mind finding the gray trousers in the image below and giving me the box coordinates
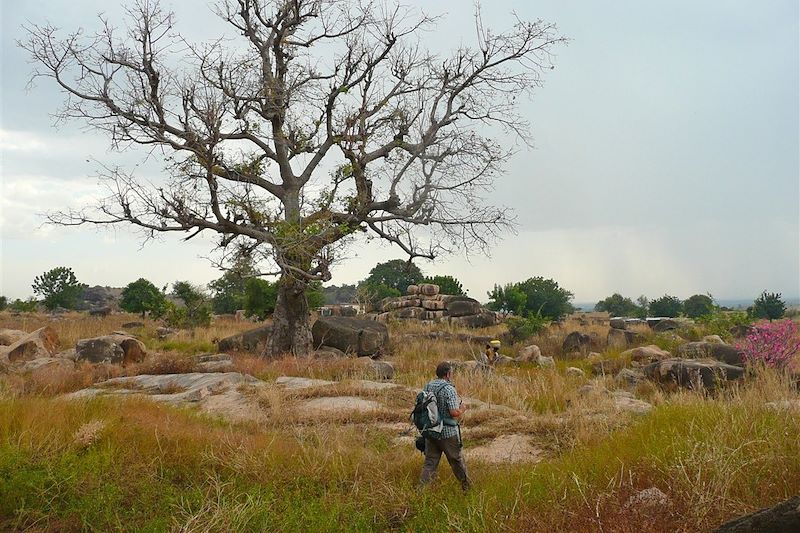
[419,435,471,490]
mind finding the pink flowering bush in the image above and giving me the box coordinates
[735,319,800,369]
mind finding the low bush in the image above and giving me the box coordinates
[506,315,549,341]
[735,319,800,369]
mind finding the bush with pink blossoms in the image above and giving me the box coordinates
[735,319,800,369]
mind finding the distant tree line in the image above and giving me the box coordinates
[594,290,788,320]
[0,265,791,324]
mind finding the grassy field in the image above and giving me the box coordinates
[1,312,799,532]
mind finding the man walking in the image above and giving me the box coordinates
[419,361,471,491]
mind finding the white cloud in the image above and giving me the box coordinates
[0,174,101,239]
[0,129,45,152]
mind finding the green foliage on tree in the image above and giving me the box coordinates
[120,278,167,318]
[9,298,38,313]
[363,259,423,295]
[307,281,326,310]
[488,277,573,320]
[594,293,641,317]
[683,294,715,319]
[166,281,212,328]
[242,278,323,320]
[244,278,279,320]
[486,284,527,315]
[748,291,786,320]
[0,296,7,311]
[649,294,683,318]
[31,267,86,310]
[208,259,258,314]
[422,275,466,296]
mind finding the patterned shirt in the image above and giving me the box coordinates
[423,378,460,439]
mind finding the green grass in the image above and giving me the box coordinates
[2,313,799,531]
[1,394,798,532]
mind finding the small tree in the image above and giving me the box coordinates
[208,259,258,314]
[0,296,7,311]
[244,278,279,320]
[422,275,466,296]
[32,267,85,310]
[10,298,39,313]
[749,291,786,320]
[487,283,527,316]
[168,281,212,328]
[489,277,573,320]
[595,293,640,317]
[683,294,715,319]
[120,278,167,318]
[735,320,800,369]
[649,295,683,318]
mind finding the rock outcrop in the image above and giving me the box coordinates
[373,285,496,328]
[75,335,147,365]
[677,342,745,366]
[312,316,389,356]
[0,327,59,363]
[643,358,745,391]
[712,495,800,532]
[217,324,273,353]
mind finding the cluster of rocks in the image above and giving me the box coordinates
[0,326,147,375]
[371,284,497,328]
[213,316,395,377]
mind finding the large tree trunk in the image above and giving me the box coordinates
[266,275,313,357]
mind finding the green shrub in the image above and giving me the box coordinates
[696,310,752,341]
[506,315,548,341]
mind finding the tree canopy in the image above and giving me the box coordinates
[487,277,573,320]
[649,294,683,318]
[208,258,258,314]
[683,294,714,319]
[422,275,466,296]
[23,0,564,355]
[749,291,786,320]
[594,293,642,317]
[120,278,167,318]
[31,267,85,310]
[361,259,424,295]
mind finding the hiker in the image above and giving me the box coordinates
[485,339,501,365]
[419,361,471,491]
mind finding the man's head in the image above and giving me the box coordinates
[436,361,453,379]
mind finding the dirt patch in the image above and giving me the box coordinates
[302,396,382,413]
[465,434,544,464]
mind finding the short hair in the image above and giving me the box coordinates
[436,361,452,378]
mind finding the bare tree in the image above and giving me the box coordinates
[21,0,565,356]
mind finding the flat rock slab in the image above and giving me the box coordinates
[100,372,260,392]
[465,434,544,464]
[65,372,266,423]
[612,391,653,415]
[351,379,403,391]
[275,376,336,389]
[302,396,382,413]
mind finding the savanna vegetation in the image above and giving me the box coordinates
[1,307,798,532]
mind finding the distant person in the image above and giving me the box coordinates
[485,339,501,364]
[418,361,471,491]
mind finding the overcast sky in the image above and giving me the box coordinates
[1,0,798,305]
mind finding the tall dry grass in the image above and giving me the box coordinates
[1,311,799,531]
